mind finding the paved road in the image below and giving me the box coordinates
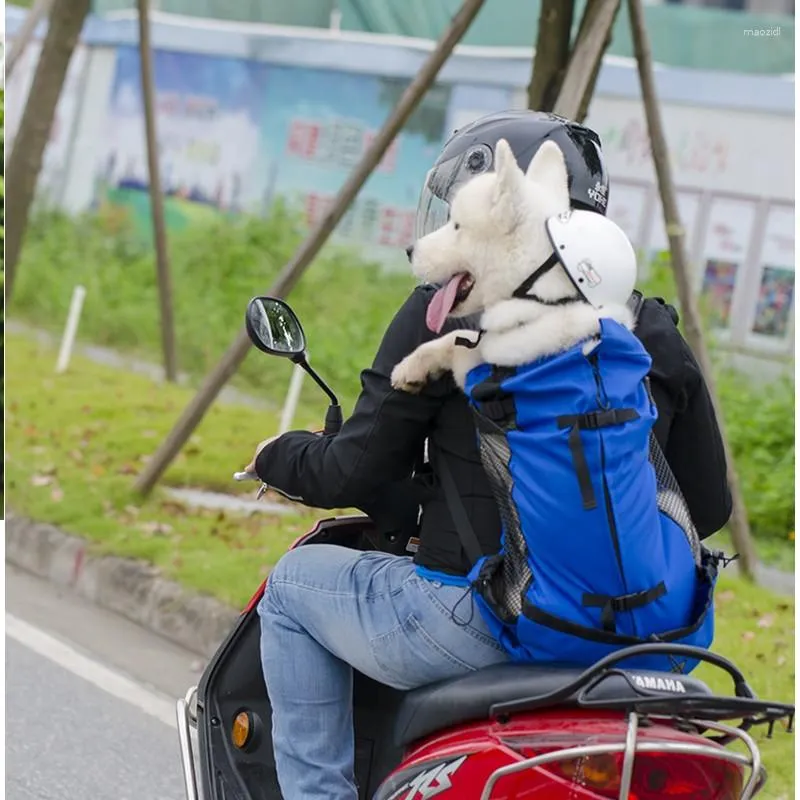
[5,565,203,800]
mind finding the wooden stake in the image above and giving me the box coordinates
[553,0,620,120]
[134,0,488,496]
[137,0,178,382]
[628,0,757,578]
[5,0,55,82]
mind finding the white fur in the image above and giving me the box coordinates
[391,138,634,392]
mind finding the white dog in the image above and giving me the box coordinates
[390,139,633,393]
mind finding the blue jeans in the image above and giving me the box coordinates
[258,544,508,800]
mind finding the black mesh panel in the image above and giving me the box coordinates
[474,415,531,618]
[649,434,701,566]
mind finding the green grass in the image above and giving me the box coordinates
[5,331,794,795]
[4,332,339,607]
[694,575,795,799]
[11,208,415,417]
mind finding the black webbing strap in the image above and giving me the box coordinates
[556,408,640,510]
[471,370,517,426]
[436,453,484,567]
[583,581,668,633]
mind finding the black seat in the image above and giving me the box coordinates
[393,662,713,746]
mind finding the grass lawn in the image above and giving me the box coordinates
[5,332,336,606]
[5,331,795,796]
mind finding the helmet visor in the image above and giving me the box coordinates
[414,144,494,238]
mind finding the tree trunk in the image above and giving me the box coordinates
[627,0,757,579]
[4,0,91,303]
[527,0,574,111]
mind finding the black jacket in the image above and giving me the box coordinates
[255,285,732,577]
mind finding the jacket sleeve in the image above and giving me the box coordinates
[637,298,733,538]
[254,286,448,509]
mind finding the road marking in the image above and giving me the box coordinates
[6,613,178,730]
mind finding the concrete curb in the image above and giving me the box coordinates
[5,510,240,658]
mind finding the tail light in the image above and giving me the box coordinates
[545,751,743,799]
[499,729,744,800]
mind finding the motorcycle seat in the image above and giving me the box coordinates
[393,662,713,746]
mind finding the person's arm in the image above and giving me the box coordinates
[636,298,732,538]
[253,286,449,509]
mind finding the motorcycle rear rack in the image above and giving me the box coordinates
[491,642,795,737]
[480,712,767,800]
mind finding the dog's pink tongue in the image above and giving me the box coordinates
[426,275,465,333]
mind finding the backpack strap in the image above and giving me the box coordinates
[556,408,640,510]
[583,582,667,632]
[436,451,485,567]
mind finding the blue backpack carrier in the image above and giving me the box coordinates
[453,317,720,674]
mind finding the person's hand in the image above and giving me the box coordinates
[243,435,279,475]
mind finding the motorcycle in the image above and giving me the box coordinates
[175,295,794,800]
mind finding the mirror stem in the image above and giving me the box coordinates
[293,355,339,408]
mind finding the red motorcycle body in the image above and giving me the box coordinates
[182,516,788,800]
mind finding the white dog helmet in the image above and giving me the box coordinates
[545,209,638,310]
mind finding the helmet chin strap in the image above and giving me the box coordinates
[512,252,582,306]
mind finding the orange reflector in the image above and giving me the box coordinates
[232,712,252,749]
[553,754,621,790]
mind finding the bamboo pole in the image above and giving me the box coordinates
[137,0,178,382]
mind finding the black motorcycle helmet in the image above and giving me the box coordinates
[415,110,609,238]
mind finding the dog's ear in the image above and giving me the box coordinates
[491,138,527,230]
[525,141,570,211]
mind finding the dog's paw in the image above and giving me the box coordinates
[391,353,430,394]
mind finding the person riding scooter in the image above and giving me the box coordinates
[242,110,732,800]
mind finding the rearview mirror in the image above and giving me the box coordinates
[245,297,307,358]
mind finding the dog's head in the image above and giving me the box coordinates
[411,138,578,333]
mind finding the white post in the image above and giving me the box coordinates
[55,285,87,374]
[279,362,306,435]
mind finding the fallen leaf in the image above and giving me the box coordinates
[757,614,775,629]
[124,505,141,517]
[50,487,65,503]
[741,631,755,642]
[138,521,173,536]
[716,589,736,604]
[118,463,138,475]
[777,656,787,667]
[69,449,85,462]
[23,425,39,438]
[141,429,157,438]
[31,474,54,487]
[91,464,106,477]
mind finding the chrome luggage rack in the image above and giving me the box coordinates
[482,643,794,800]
